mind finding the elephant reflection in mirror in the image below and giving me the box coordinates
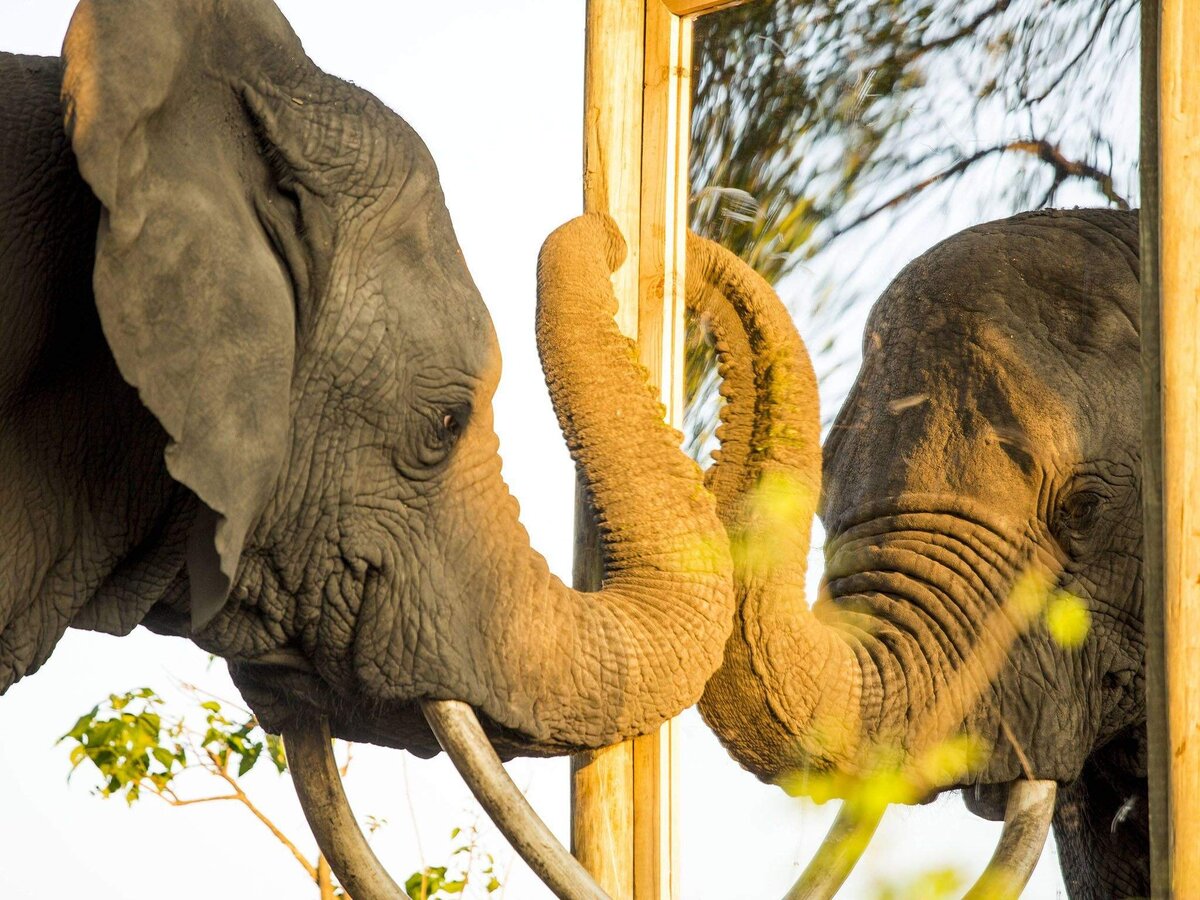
[0,1,795,893]
[692,209,1146,899]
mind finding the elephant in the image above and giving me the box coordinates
[0,1,794,894]
[689,208,1146,899]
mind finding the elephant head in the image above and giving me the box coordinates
[0,0,741,891]
[691,209,1146,898]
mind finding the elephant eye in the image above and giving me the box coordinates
[433,403,469,447]
[1064,492,1102,526]
[1053,489,1104,549]
[413,403,470,468]
[439,403,471,443]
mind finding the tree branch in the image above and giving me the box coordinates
[895,0,1013,66]
[1022,0,1119,104]
[1006,139,1131,208]
[205,749,319,882]
[317,855,338,900]
[155,793,241,808]
[828,137,1130,242]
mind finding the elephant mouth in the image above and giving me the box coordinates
[228,648,605,900]
[228,648,443,754]
[802,500,1069,897]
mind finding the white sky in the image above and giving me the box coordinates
[0,2,1066,897]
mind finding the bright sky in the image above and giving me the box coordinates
[0,2,1067,897]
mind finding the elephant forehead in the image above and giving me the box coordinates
[841,338,1074,502]
[377,279,497,374]
[320,214,499,388]
[864,209,1140,436]
[874,208,1139,354]
[319,289,499,401]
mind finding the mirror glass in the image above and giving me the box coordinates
[681,2,1139,896]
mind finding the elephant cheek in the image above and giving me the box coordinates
[346,543,423,700]
[822,507,1096,781]
[344,502,509,707]
[311,559,372,691]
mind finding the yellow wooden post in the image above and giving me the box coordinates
[572,2,682,896]
[571,1,744,896]
[572,3,645,894]
[1155,0,1200,895]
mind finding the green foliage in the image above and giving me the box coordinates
[60,686,284,805]
[61,687,185,805]
[197,699,288,777]
[404,825,501,900]
[62,685,502,898]
[871,866,965,899]
[1046,591,1092,647]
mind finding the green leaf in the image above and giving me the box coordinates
[237,746,260,777]
[60,708,98,743]
[151,747,179,771]
[405,867,448,900]
[265,733,288,773]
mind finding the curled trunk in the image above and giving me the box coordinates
[687,232,1060,890]
[470,214,735,752]
[687,234,864,777]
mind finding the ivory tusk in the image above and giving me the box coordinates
[963,779,1057,899]
[282,716,404,899]
[421,699,609,900]
[784,800,886,900]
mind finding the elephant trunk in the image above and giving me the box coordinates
[685,235,1065,896]
[473,214,735,751]
[686,234,864,779]
[288,217,739,900]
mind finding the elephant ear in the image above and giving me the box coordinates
[62,0,313,630]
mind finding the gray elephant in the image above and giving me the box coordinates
[0,1,765,894]
[690,209,1145,899]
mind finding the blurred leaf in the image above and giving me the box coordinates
[1046,591,1091,648]
[873,866,966,899]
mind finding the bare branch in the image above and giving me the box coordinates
[206,748,320,881]
[1023,0,1118,104]
[1006,139,1131,208]
[164,795,240,807]
[896,0,1013,66]
[829,137,1131,241]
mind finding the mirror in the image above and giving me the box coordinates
[681,1,1140,896]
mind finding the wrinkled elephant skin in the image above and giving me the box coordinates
[694,209,1147,899]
